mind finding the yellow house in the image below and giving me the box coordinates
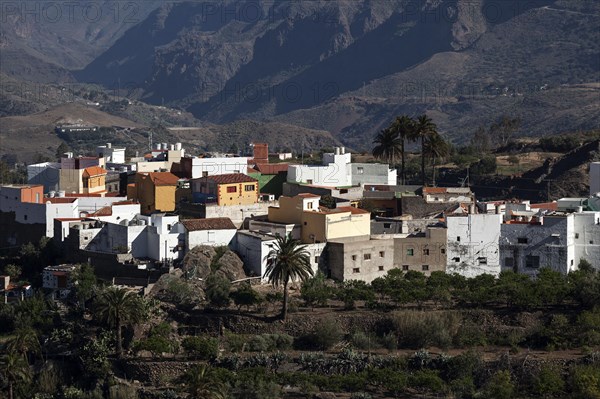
[268,194,370,243]
[193,173,258,206]
[128,172,189,214]
[82,166,107,194]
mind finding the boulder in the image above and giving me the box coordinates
[182,245,246,281]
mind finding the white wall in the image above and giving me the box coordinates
[190,157,249,178]
[446,214,502,277]
[288,152,351,187]
[500,215,575,276]
[235,231,276,279]
[187,229,237,251]
[77,196,128,213]
[591,162,600,196]
[574,212,600,271]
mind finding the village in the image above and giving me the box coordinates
[2,139,600,302]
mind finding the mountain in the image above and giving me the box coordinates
[73,0,600,150]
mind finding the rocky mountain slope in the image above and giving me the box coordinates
[1,0,598,154]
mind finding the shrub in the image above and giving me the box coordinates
[181,336,219,360]
[569,364,600,399]
[350,331,379,350]
[205,274,231,308]
[230,283,263,311]
[532,365,565,397]
[392,311,461,349]
[379,332,398,351]
[485,370,514,399]
[296,318,343,350]
[408,370,445,393]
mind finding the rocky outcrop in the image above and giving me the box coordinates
[182,246,246,281]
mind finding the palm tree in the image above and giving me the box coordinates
[424,132,450,186]
[414,114,438,186]
[265,234,314,321]
[7,327,41,363]
[372,127,402,168]
[1,350,31,399]
[95,287,145,357]
[390,115,418,185]
[184,364,227,399]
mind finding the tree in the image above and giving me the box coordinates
[55,142,70,160]
[71,263,97,310]
[372,127,403,168]
[184,364,228,399]
[387,115,418,185]
[205,274,231,308]
[94,287,145,357]
[414,115,438,186]
[3,264,22,280]
[265,234,314,321]
[1,350,31,399]
[7,327,41,362]
[423,132,450,186]
[301,271,332,309]
[491,116,521,147]
[470,126,492,154]
[485,370,515,399]
[230,283,262,311]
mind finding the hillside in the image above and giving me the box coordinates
[71,0,600,149]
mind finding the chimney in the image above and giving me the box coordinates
[106,142,112,148]
[341,147,345,154]
[335,147,341,155]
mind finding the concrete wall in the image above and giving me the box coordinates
[446,214,502,277]
[394,227,447,275]
[204,202,276,227]
[328,237,395,282]
[288,152,351,187]
[248,220,300,240]
[77,196,128,213]
[500,216,574,276]
[351,163,396,186]
[235,231,276,278]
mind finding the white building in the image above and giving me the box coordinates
[180,218,237,252]
[97,143,126,164]
[500,214,575,276]
[288,147,396,188]
[574,211,600,271]
[591,162,600,196]
[42,264,77,299]
[235,230,325,282]
[27,162,60,193]
[184,156,249,179]
[446,214,503,277]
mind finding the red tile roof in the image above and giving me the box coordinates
[297,193,321,198]
[530,202,559,211]
[83,166,107,177]
[89,206,112,217]
[55,217,83,222]
[423,187,447,194]
[202,173,257,185]
[314,206,369,215]
[142,172,181,186]
[45,197,77,204]
[181,218,237,231]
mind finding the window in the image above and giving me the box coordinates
[357,167,364,174]
[478,257,487,265]
[518,237,528,244]
[423,248,429,255]
[441,248,446,254]
[505,257,514,268]
[351,255,357,261]
[422,265,429,271]
[456,236,461,242]
[453,257,460,263]
[307,202,313,209]
[402,265,409,271]
[307,179,313,184]
[590,240,594,244]
[202,171,208,177]
[167,224,172,231]
[575,233,579,239]
[227,186,237,193]
[378,266,384,271]
[24,215,27,221]
[384,223,391,229]
[303,222,307,226]
[245,184,255,192]
[314,256,320,263]
[379,251,385,258]
[406,248,414,256]
[353,268,360,273]
[364,253,371,260]
[525,255,540,269]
